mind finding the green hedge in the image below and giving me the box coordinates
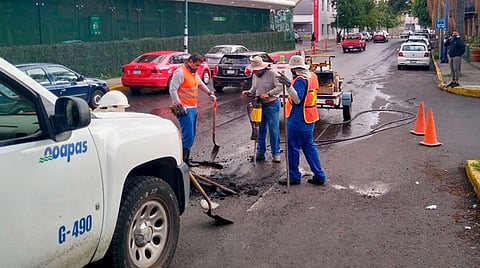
[0,32,293,78]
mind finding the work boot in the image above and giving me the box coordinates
[278,178,301,185]
[307,176,325,186]
[183,149,199,167]
[272,154,281,163]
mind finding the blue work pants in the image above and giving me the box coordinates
[177,107,198,151]
[287,128,326,181]
[257,100,281,156]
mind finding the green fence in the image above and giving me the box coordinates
[0,32,294,78]
[0,0,272,46]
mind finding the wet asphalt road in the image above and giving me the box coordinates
[128,39,480,267]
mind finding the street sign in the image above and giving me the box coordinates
[436,19,446,29]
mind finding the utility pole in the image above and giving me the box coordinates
[441,0,449,63]
[184,0,188,53]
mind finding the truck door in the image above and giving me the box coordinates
[0,76,103,267]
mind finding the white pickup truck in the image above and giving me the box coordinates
[0,57,190,267]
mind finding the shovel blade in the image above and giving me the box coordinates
[206,211,234,225]
[210,144,220,162]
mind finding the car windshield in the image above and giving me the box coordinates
[207,46,232,54]
[402,45,426,51]
[220,56,249,65]
[134,55,165,63]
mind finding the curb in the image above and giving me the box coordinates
[109,84,128,92]
[433,59,480,98]
[466,160,480,200]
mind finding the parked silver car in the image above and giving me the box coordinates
[204,45,249,70]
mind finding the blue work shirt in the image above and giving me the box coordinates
[287,78,315,132]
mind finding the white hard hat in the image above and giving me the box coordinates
[287,55,309,70]
[94,90,129,112]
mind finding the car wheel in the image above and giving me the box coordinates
[343,48,347,53]
[130,87,142,96]
[397,65,402,70]
[109,176,180,268]
[202,70,210,85]
[214,85,224,93]
[89,89,105,109]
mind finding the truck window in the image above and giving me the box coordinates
[0,77,40,144]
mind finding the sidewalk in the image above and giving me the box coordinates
[432,58,480,200]
[433,57,480,98]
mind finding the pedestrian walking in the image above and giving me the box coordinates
[310,32,317,49]
[241,56,282,163]
[169,53,217,167]
[444,30,466,87]
[277,55,326,186]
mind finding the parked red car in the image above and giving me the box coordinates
[121,51,211,95]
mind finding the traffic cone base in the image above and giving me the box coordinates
[419,108,441,147]
[411,101,425,136]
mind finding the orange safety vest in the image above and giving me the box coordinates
[177,65,199,106]
[285,72,319,123]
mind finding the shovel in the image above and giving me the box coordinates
[210,100,220,162]
[189,172,233,225]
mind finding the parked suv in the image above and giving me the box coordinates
[212,51,275,92]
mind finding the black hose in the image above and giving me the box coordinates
[314,109,416,146]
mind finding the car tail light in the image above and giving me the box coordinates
[325,100,334,105]
[151,67,158,74]
[398,52,404,57]
[424,52,430,57]
[214,66,219,75]
[245,68,252,76]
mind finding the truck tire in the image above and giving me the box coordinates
[109,176,180,268]
[343,104,352,122]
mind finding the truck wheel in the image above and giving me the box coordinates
[89,90,105,109]
[109,176,180,268]
[343,104,352,122]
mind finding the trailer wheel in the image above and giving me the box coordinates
[109,176,180,268]
[343,104,352,122]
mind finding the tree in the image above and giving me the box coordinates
[411,0,431,27]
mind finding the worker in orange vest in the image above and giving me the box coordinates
[277,55,326,186]
[169,53,217,167]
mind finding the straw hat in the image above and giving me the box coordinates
[248,56,269,71]
[287,55,309,70]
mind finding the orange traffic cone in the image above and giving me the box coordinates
[411,101,426,135]
[420,108,442,147]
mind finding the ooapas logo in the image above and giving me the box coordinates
[39,141,88,163]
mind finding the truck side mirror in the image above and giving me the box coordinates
[52,96,91,140]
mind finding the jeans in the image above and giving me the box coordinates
[287,127,326,181]
[449,56,462,82]
[257,99,281,156]
[177,107,198,151]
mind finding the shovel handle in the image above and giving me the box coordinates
[192,173,239,196]
[189,172,212,210]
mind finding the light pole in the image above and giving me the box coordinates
[441,0,449,63]
[184,0,188,53]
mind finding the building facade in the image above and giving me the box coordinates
[293,0,336,41]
